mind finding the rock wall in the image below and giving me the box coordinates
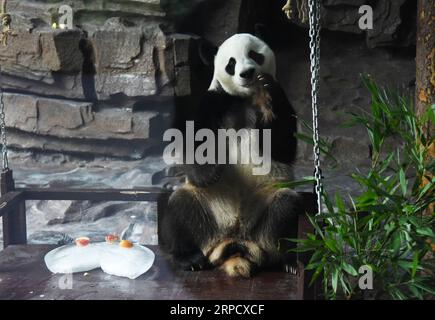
[0,0,205,159]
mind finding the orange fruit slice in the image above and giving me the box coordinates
[119,240,133,248]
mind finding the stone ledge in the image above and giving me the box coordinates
[7,130,162,159]
[3,93,166,141]
[0,29,84,77]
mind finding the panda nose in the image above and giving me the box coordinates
[240,68,255,80]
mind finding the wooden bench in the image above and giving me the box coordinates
[0,169,319,300]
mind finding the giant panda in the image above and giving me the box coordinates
[162,33,301,278]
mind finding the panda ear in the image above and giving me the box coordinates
[198,39,218,67]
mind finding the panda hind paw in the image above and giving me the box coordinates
[178,253,211,272]
[284,263,299,276]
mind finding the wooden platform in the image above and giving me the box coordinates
[0,171,319,300]
[0,245,310,300]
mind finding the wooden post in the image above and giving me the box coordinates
[416,0,434,114]
[1,169,26,247]
[416,0,434,215]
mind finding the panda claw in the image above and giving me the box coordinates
[284,264,299,275]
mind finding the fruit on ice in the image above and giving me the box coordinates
[105,234,119,244]
[119,240,133,248]
[75,237,90,247]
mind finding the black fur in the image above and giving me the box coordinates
[248,50,265,66]
[225,57,236,75]
[161,187,217,271]
[252,188,300,271]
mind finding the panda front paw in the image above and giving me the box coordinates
[253,73,275,123]
[256,73,275,88]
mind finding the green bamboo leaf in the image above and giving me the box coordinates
[416,227,435,237]
[324,238,339,254]
[411,253,419,279]
[335,193,346,214]
[413,282,435,295]
[305,263,319,270]
[331,269,338,294]
[309,250,323,265]
[399,168,407,196]
[342,262,358,276]
[409,285,423,300]
[417,178,434,201]
[397,259,413,271]
[339,275,351,296]
[309,265,323,286]
[391,287,407,300]
[392,233,402,255]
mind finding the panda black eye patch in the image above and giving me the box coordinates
[225,57,236,75]
[249,50,265,65]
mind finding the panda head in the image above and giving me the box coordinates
[202,34,276,97]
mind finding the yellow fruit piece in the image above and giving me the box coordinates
[119,240,133,248]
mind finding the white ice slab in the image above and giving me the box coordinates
[44,242,155,279]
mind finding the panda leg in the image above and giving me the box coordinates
[251,188,300,274]
[161,186,217,271]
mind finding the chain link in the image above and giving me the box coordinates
[308,0,322,215]
[0,65,9,170]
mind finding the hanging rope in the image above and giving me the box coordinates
[0,0,9,170]
[1,0,15,46]
[308,0,323,215]
[282,0,309,24]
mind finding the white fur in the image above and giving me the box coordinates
[209,34,276,97]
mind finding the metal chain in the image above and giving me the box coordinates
[308,0,322,215]
[0,65,9,170]
[0,0,10,170]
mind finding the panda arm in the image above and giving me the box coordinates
[256,74,298,165]
[183,92,231,187]
[272,88,298,165]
